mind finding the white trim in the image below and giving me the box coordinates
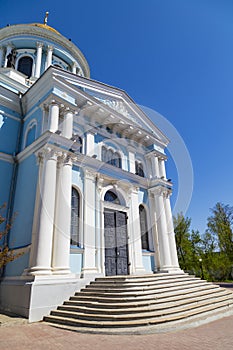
[23,119,37,149]
[0,151,14,163]
[71,184,84,249]
[139,202,154,252]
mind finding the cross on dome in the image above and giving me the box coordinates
[44,11,49,25]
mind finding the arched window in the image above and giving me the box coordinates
[101,146,122,169]
[104,190,120,205]
[70,187,81,247]
[17,56,33,77]
[139,205,149,250]
[135,161,145,177]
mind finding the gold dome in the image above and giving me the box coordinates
[29,23,60,35]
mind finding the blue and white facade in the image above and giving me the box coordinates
[0,22,181,321]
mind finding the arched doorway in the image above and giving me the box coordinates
[104,190,129,276]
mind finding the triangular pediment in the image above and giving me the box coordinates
[51,68,169,146]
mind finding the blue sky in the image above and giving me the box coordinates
[1,0,233,234]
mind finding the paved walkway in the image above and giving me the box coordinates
[1,312,233,350]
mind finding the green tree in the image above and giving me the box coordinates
[174,213,202,274]
[204,202,233,280]
[0,204,22,269]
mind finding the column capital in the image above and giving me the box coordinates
[50,99,59,106]
[146,149,167,160]
[60,105,75,116]
[84,169,96,181]
[36,42,44,49]
[47,45,54,51]
[149,185,172,198]
[37,147,59,161]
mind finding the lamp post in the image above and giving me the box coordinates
[199,258,204,279]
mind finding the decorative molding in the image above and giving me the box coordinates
[0,151,14,163]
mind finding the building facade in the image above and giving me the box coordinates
[0,21,181,321]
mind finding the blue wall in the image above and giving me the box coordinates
[0,113,20,154]
[0,160,13,207]
[8,154,38,249]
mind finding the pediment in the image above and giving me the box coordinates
[51,69,169,146]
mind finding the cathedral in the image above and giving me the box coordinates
[0,17,181,322]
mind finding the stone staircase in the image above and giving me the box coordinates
[44,273,233,334]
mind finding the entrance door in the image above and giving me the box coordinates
[104,210,129,276]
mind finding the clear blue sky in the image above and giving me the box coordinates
[1,0,233,234]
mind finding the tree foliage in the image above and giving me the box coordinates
[0,204,22,269]
[174,203,233,281]
[174,213,202,276]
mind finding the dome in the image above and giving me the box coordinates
[28,23,61,35]
[0,22,90,81]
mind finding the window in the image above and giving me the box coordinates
[104,190,120,205]
[101,146,122,169]
[70,187,81,246]
[17,56,33,77]
[139,205,149,250]
[135,161,145,177]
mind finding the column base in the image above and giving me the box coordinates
[80,267,102,279]
[155,266,184,274]
[24,267,52,276]
[133,266,146,275]
[52,267,71,275]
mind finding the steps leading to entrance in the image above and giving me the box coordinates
[44,273,233,333]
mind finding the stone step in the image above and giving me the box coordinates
[59,290,232,315]
[44,299,233,329]
[76,281,218,299]
[64,288,232,309]
[44,273,233,333]
[94,273,188,283]
[51,295,233,322]
[85,278,208,292]
[70,285,224,304]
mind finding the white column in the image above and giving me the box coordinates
[148,192,160,271]
[81,169,98,277]
[48,101,59,132]
[153,156,160,178]
[164,195,180,269]
[28,148,58,275]
[52,154,72,274]
[130,187,145,274]
[72,62,78,74]
[159,158,166,178]
[4,44,13,67]
[85,132,95,156]
[62,108,73,139]
[0,47,4,67]
[128,148,136,173]
[35,42,43,78]
[154,190,172,270]
[45,45,53,70]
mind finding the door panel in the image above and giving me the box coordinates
[104,211,117,276]
[104,210,128,276]
[116,211,128,275]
